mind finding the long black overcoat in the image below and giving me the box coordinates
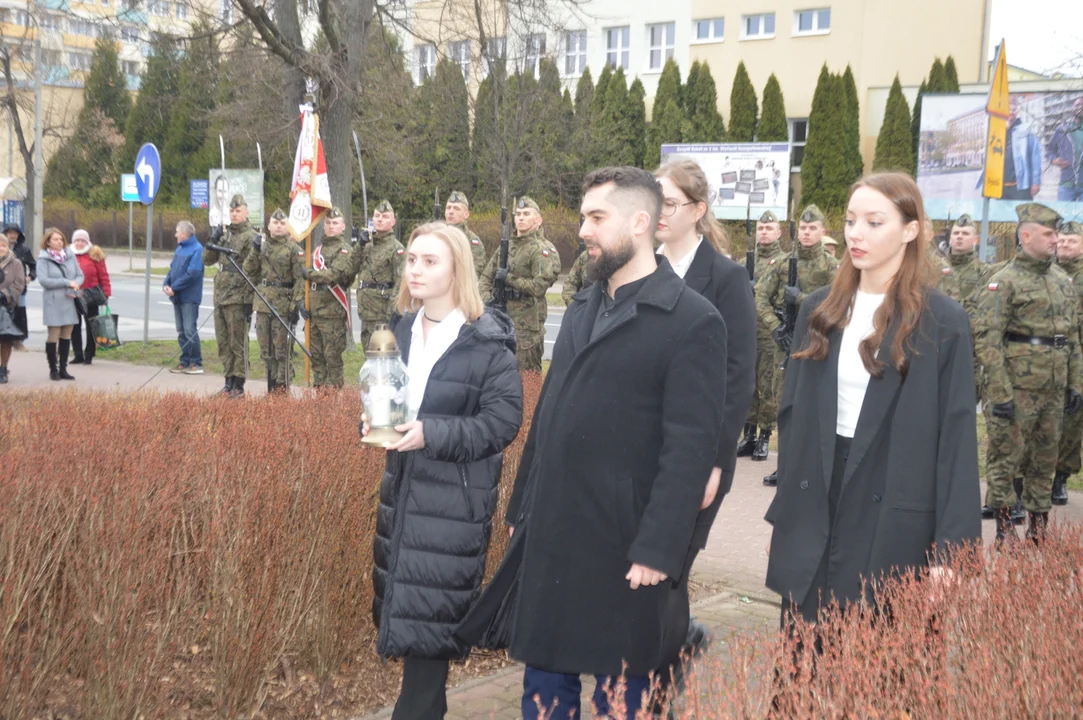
[765,287,981,610]
[372,309,524,660]
[503,258,728,677]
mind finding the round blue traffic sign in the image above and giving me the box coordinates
[134,143,161,205]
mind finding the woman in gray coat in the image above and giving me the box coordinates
[37,227,83,380]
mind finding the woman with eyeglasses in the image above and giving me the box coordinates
[653,159,757,687]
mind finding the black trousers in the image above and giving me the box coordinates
[71,302,99,361]
[391,657,450,720]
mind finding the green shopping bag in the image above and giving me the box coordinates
[90,305,121,349]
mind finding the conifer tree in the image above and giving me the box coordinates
[120,35,180,173]
[911,79,927,165]
[927,57,947,92]
[596,66,633,166]
[841,65,863,181]
[650,100,684,166]
[591,64,613,125]
[800,66,850,214]
[625,78,647,168]
[944,56,960,92]
[415,58,473,199]
[758,73,788,142]
[682,61,725,142]
[570,68,595,185]
[82,35,131,129]
[647,59,683,162]
[873,75,915,175]
[728,61,758,142]
[162,29,218,205]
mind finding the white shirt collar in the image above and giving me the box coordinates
[406,308,467,419]
[657,237,703,279]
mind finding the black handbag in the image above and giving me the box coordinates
[83,285,107,306]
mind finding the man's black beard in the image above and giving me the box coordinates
[587,237,636,283]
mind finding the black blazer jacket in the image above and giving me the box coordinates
[683,241,757,548]
[765,286,981,608]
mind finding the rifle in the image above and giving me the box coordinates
[745,199,755,288]
[352,131,371,248]
[490,194,511,313]
[773,202,800,365]
[433,188,441,221]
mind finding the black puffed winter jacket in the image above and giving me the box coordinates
[372,308,524,660]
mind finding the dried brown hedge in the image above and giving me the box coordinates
[0,373,542,719]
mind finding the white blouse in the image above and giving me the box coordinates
[836,291,886,438]
[406,308,466,421]
[657,237,703,279]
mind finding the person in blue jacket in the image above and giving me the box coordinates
[163,220,206,373]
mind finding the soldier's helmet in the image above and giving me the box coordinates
[375,200,394,214]
[447,191,470,209]
[327,206,344,219]
[1059,221,1082,237]
[229,194,247,209]
[1015,202,1062,229]
[516,196,541,212]
[954,214,976,228]
[800,205,825,224]
[758,210,779,224]
[270,208,287,221]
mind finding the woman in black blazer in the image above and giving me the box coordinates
[765,172,981,627]
[654,159,758,673]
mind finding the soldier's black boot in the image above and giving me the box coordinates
[220,376,235,395]
[735,424,757,458]
[231,377,246,399]
[752,428,771,461]
[56,339,75,380]
[981,504,995,519]
[994,507,1018,547]
[1025,511,1049,545]
[763,470,778,487]
[46,342,59,381]
[1011,478,1026,524]
[1052,471,1069,506]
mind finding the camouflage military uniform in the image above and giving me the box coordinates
[242,217,305,390]
[930,248,964,304]
[479,217,560,373]
[446,191,487,276]
[307,220,356,387]
[948,251,992,316]
[354,229,405,349]
[204,196,257,389]
[1056,243,1083,481]
[974,205,1082,524]
[562,249,590,305]
[745,239,783,431]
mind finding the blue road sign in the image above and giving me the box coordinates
[134,143,161,205]
[120,173,139,202]
[189,179,209,209]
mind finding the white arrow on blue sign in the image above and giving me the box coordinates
[134,143,161,205]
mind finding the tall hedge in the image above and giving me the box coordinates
[757,74,788,142]
[648,59,683,163]
[873,75,915,175]
[728,61,758,142]
[800,65,850,214]
[682,61,725,142]
[841,65,863,181]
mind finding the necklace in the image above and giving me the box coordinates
[423,313,444,323]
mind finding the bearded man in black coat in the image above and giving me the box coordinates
[504,167,728,719]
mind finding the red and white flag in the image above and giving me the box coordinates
[288,103,332,240]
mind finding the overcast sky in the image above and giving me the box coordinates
[990,0,1083,75]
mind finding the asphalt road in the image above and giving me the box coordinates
[23,273,563,361]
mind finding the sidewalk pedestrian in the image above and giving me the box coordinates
[70,229,111,365]
[364,222,523,720]
[765,173,980,628]
[2,224,34,349]
[653,159,757,687]
[0,233,27,383]
[500,167,727,719]
[164,221,205,374]
[37,228,83,381]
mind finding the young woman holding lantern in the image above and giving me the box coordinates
[361,221,523,720]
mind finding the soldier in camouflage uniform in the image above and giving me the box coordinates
[757,205,840,483]
[353,200,405,350]
[1053,221,1083,505]
[928,226,964,304]
[243,208,305,392]
[303,207,356,388]
[737,211,785,461]
[444,191,487,276]
[479,196,560,372]
[947,214,991,315]
[822,235,839,259]
[204,194,258,398]
[562,244,590,305]
[974,203,1083,544]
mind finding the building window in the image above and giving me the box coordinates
[564,30,586,77]
[176,3,188,19]
[481,36,506,80]
[150,1,170,16]
[523,33,545,76]
[448,40,470,82]
[605,26,630,70]
[121,26,140,43]
[647,22,675,71]
[416,43,436,83]
[220,0,233,24]
[741,13,775,40]
[41,49,62,67]
[789,118,808,169]
[39,14,60,30]
[68,52,92,71]
[122,60,140,75]
[794,8,831,35]
[694,18,724,42]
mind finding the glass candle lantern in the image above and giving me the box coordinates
[359,324,409,447]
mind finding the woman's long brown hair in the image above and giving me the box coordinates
[655,159,730,254]
[792,172,935,379]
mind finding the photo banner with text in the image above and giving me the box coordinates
[206,170,265,228]
[661,143,792,220]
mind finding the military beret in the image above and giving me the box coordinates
[326,206,344,219]
[823,236,839,247]
[375,199,394,214]
[954,213,975,229]
[447,191,469,208]
[1015,202,1062,229]
[758,210,779,224]
[229,194,247,209]
[270,208,287,221]
[516,196,540,212]
[800,205,824,224]
[1060,221,1083,236]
